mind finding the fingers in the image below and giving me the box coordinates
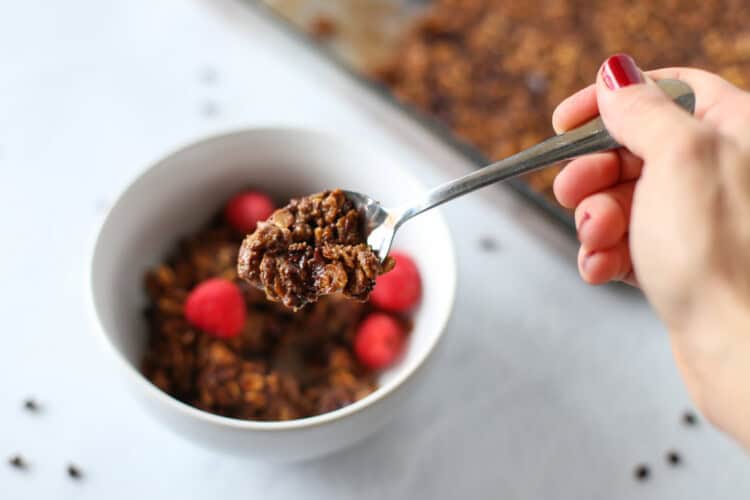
[646,67,750,120]
[615,149,644,182]
[552,84,597,134]
[578,239,632,285]
[554,152,619,208]
[552,63,748,137]
[568,181,637,286]
[554,150,643,208]
[641,67,750,150]
[550,55,750,291]
[575,181,635,251]
[596,54,705,160]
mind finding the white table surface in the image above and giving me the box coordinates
[1,1,747,498]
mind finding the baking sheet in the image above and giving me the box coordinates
[252,0,575,229]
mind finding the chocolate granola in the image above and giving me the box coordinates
[374,0,750,211]
[141,208,384,421]
[238,189,394,311]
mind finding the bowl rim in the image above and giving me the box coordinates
[87,126,457,431]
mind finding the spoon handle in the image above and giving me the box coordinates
[396,79,695,225]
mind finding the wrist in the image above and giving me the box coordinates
[676,275,750,337]
[671,280,750,450]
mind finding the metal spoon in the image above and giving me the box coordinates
[347,79,695,262]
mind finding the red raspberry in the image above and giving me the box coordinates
[184,278,246,338]
[369,251,422,313]
[354,313,406,370]
[224,190,276,233]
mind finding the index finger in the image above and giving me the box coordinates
[551,67,747,134]
[552,83,597,134]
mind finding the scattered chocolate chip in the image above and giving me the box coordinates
[479,236,499,252]
[23,398,40,412]
[682,411,698,426]
[634,464,650,481]
[200,100,219,118]
[8,455,27,469]
[198,66,218,85]
[666,450,681,466]
[67,464,83,480]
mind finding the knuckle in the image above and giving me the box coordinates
[618,89,657,116]
[665,125,719,165]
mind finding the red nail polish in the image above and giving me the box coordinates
[601,54,643,90]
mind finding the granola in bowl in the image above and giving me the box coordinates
[141,189,417,422]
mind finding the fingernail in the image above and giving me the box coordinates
[582,250,597,273]
[577,212,591,241]
[601,54,643,90]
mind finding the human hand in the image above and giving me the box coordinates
[552,54,750,448]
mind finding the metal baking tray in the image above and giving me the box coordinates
[250,0,574,229]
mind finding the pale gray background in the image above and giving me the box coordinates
[0,1,747,499]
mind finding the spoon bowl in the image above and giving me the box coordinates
[343,190,399,261]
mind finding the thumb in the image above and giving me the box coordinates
[596,54,701,160]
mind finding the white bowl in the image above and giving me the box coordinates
[88,128,456,461]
